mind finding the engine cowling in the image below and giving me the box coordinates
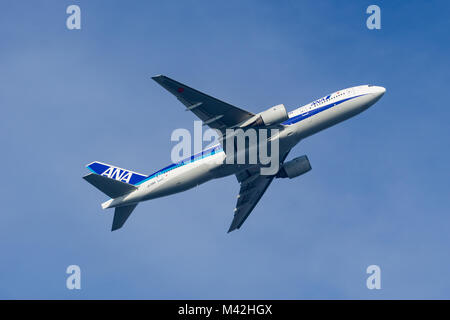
[253,104,289,126]
[277,155,312,179]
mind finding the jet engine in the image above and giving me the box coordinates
[252,104,289,126]
[276,155,312,179]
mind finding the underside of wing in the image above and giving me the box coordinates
[152,75,255,134]
[228,169,275,232]
[228,151,291,232]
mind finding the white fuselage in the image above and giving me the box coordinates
[103,85,385,209]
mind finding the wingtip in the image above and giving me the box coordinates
[151,74,164,81]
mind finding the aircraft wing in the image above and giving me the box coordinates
[228,152,290,232]
[228,169,276,232]
[152,75,255,134]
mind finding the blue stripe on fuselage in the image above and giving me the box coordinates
[282,94,367,126]
[135,144,223,185]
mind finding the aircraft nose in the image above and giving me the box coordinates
[372,86,386,97]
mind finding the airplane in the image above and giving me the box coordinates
[83,75,386,232]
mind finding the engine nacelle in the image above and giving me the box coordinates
[253,104,289,126]
[276,155,312,179]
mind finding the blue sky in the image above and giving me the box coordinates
[1,0,449,299]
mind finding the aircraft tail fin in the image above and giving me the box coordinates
[86,161,148,186]
[83,173,137,198]
[112,204,138,231]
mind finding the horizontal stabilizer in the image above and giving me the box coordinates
[112,204,137,231]
[83,173,137,198]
